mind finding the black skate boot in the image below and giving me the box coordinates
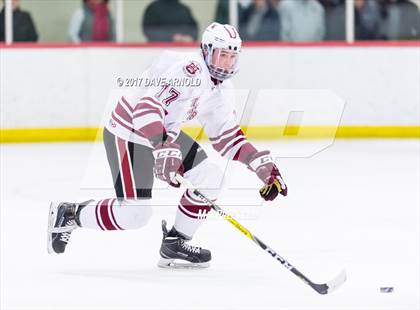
[47,200,90,254]
[158,220,211,269]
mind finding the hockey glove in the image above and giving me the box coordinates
[153,142,184,188]
[248,151,288,201]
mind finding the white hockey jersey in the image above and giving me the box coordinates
[106,50,256,162]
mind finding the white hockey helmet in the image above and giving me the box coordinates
[201,22,242,81]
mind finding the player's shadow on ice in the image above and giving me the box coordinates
[55,267,267,286]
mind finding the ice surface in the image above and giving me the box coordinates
[1,139,419,309]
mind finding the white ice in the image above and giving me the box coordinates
[1,139,419,310]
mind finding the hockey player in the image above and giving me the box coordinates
[47,22,287,268]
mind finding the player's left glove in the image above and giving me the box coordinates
[247,151,288,201]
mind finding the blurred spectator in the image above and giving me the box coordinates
[143,0,198,42]
[0,0,38,42]
[279,0,326,42]
[239,0,280,40]
[318,0,344,8]
[410,0,420,8]
[216,0,240,24]
[215,0,251,24]
[68,0,114,43]
[321,0,346,40]
[354,0,382,40]
[382,0,420,39]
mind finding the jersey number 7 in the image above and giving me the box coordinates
[155,84,180,106]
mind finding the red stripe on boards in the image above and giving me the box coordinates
[1,41,418,49]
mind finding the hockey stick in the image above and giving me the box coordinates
[175,175,346,295]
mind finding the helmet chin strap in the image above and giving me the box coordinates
[210,77,223,85]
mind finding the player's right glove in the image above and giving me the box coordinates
[152,141,184,188]
[247,150,288,201]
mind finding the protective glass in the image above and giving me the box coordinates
[208,48,240,80]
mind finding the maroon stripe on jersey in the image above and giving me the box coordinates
[166,130,179,142]
[139,96,162,107]
[111,113,144,138]
[116,138,136,199]
[121,96,134,113]
[99,198,118,230]
[108,198,124,230]
[212,129,244,152]
[112,112,135,133]
[115,102,133,123]
[95,200,105,230]
[232,142,258,164]
[132,109,163,120]
[112,112,131,127]
[221,137,246,157]
[134,102,164,118]
[137,121,165,139]
[209,125,240,142]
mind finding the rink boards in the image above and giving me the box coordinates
[1,43,419,142]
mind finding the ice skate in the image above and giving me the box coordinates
[47,201,89,254]
[158,220,211,269]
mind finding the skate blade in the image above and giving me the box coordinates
[49,226,76,233]
[47,202,59,254]
[157,258,210,269]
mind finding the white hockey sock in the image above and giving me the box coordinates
[78,198,152,230]
[174,190,212,238]
[173,159,223,238]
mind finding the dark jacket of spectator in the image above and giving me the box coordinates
[215,0,245,24]
[318,0,345,8]
[69,0,114,43]
[143,0,198,42]
[382,0,420,40]
[355,0,382,40]
[240,0,280,41]
[324,3,345,40]
[0,6,38,42]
